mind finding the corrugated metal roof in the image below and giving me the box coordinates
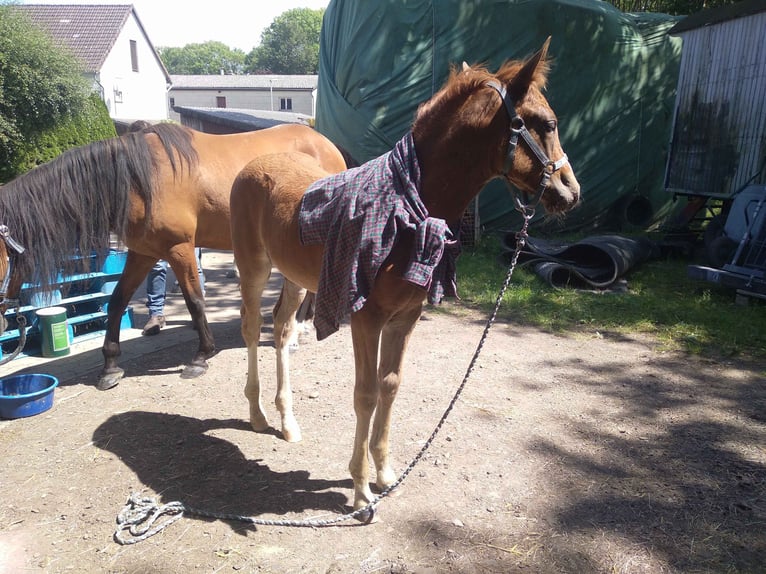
[170,75,318,90]
[16,4,134,72]
[669,0,766,34]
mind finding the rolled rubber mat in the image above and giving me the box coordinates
[501,234,660,289]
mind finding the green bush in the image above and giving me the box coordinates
[1,93,116,182]
[1,4,116,182]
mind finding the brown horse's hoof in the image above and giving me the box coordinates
[97,368,124,390]
[181,362,208,379]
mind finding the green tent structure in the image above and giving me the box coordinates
[315,0,682,235]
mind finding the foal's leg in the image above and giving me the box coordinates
[371,305,423,492]
[238,253,273,433]
[272,279,306,442]
[348,311,384,513]
[98,251,158,390]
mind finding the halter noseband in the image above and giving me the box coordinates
[486,80,569,208]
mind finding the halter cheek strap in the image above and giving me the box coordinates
[486,80,569,208]
[0,224,28,365]
[0,224,25,308]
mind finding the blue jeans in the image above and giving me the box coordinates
[146,248,205,316]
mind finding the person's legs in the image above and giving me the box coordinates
[143,260,167,335]
[196,248,206,297]
[227,256,239,279]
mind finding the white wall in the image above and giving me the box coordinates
[99,14,169,121]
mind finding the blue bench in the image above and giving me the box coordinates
[0,250,134,360]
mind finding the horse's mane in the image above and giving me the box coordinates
[141,123,198,177]
[0,124,198,290]
[413,56,550,131]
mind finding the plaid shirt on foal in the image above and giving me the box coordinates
[299,132,456,341]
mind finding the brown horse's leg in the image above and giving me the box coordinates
[371,304,422,491]
[238,253,272,433]
[349,310,385,517]
[98,251,158,390]
[166,244,214,379]
[272,279,306,442]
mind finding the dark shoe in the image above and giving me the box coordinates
[142,315,166,336]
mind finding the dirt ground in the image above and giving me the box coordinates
[1,250,764,574]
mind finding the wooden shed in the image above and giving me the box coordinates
[664,0,766,201]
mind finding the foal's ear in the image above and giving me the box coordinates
[462,61,472,72]
[535,36,552,67]
[508,36,552,96]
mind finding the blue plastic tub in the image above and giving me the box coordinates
[0,374,59,419]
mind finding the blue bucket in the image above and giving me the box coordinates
[0,374,59,419]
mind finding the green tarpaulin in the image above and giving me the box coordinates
[316,0,682,233]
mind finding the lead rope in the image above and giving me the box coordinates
[0,313,27,366]
[114,206,536,545]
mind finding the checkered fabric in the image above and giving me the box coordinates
[299,131,456,340]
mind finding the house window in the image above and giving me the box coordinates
[216,96,227,108]
[169,97,175,108]
[280,98,292,111]
[130,40,139,72]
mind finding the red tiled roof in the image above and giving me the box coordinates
[16,4,134,72]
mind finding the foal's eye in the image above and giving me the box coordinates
[545,120,557,133]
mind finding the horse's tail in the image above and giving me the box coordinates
[335,144,361,169]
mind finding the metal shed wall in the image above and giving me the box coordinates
[665,8,766,198]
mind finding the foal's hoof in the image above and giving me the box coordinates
[376,468,398,492]
[281,427,302,443]
[97,368,124,391]
[281,416,302,443]
[180,362,208,379]
[250,420,270,433]
[353,506,378,524]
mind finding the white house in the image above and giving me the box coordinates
[168,75,318,122]
[18,4,171,124]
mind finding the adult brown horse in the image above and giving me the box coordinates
[229,39,580,517]
[0,123,347,386]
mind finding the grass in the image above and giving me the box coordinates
[453,234,766,361]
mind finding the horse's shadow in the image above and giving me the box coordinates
[92,411,354,532]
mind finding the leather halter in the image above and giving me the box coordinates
[0,224,27,365]
[0,224,25,310]
[486,80,569,208]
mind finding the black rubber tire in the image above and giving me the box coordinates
[707,234,738,268]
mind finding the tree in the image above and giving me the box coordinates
[0,4,91,170]
[8,93,115,181]
[246,8,324,74]
[158,42,246,75]
[606,0,740,14]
